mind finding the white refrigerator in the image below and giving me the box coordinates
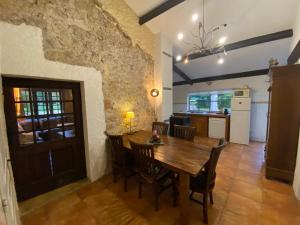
[230,97,251,145]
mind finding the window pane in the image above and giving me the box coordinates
[14,88,30,102]
[48,128,64,141]
[64,126,75,138]
[15,103,32,116]
[17,118,32,132]
[61,89,73,101]
[36,130,48,143]
[63,114,74,126]
[19,132,34,146]
[62,102,73,113]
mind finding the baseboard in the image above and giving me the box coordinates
[266,166,294,183]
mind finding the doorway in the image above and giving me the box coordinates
[3,77,86,201]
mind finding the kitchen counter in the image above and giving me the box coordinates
[173,112,230,118]
[173,112,230,140]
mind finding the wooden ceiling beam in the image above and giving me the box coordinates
[139,0,186,25]
[173,64,193,85]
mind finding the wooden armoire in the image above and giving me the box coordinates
[266,64,300,183]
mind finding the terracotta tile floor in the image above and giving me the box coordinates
[20,139,300,225]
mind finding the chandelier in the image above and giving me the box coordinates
[176,0,228,64]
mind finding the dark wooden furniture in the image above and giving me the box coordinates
[123,130,211,225]
[189,138,227,224]
[105,133,135,192]
[169,115,191,136]
[152,122,169,135]
[174,125,196,141]
[3,77,86,201]
[129,141,175,210]
[173,113,230,141]
[266,65,300,183]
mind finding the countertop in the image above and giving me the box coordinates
[173,112,231,118]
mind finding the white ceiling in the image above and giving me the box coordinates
[125,0,298,82]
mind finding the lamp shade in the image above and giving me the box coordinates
[150,89,159,97]
[126,111,135,119]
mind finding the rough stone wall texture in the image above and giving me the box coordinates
[0,0,155,134]
[100,0,155,58]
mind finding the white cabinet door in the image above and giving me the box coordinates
[209,118,226,139]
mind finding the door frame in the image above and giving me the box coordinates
[2,77,87,201]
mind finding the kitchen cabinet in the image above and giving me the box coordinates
[190,115,208,137]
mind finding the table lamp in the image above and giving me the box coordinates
[126,111,135,134]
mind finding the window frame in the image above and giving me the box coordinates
[187,90,233,113]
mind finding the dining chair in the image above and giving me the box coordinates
[189,138,227,224]
[152,121,169,135]
[105,132,135,192]
[129,140,176,211]
[174,124,196,141]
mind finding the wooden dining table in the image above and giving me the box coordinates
[123,130,212,225]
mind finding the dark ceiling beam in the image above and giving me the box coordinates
[288,40,300,64]
[173,69,269,86]
[139,0,186,25]
[176,29,293,63]
[173,64,193,85]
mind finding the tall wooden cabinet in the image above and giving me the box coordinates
[266,64,300,183]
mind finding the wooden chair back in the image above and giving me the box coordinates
[129,141,156,179]
[106,133,125,165]
[174,125,196,141]
[204,140,227,191]
[152,122,169,135]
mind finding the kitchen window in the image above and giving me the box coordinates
[188,91,233,112]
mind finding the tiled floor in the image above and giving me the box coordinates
[20,139,300,225]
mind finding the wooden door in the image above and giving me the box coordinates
[3,78,86,201]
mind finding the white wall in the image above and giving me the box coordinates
[154,33,173,121]
[173,75,269,142]
[0,22,108,183]
[294,129,300,200]
[290,2,300,55]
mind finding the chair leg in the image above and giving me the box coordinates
[203,194,208,224]
[172,176,178,207]
[209,191,214,205]
[138,182,142,198]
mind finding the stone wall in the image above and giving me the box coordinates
[0,0,155,134]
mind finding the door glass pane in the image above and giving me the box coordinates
[32,89,46,101]
[61,89,73,101]
[36,130,48,143]
[49,102,62,114]
[49,115,62,128]
[36,102,47,115]
[62,102,73,113]
[14,88,30,102]
[19,132,34,146]
[63,114,74,126]
[48,128,64,141]
[15,103,32,117]
[47,89,61,101]
[64,126,75,138]
[35,117,48,130]
[17,118,32,132]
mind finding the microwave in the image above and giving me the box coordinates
[233,89,250,98]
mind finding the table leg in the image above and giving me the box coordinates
[178,172,190,225]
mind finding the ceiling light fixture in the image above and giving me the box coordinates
[176,0,228,64]
[176,55,182,61]
[192,13,198,22]
[177,32,184,40]
[219,36,227,44]
[217,56,224,64]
